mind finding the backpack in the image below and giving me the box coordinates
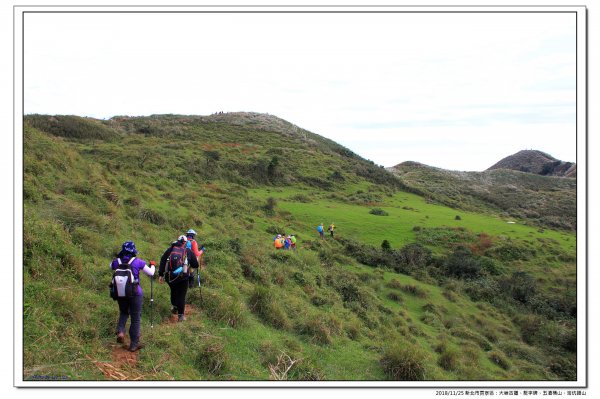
[317,225,323,233]
[167,245,187,283]
[110,257,138,300]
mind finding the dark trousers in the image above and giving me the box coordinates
[117,295,143,345]
[168,279,189,316]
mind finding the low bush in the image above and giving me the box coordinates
[438,348,460,371]
[369,208,389,216]
[391,243,432,274]
[201,290,247,328]
[500,272,537,304]
[399,284,428,298]
[194,340,228,376]
[300,314,343,345]
[450,327,492,351]
[387,292,403,303]
[380,344,427,380]
[248,286,291,330]
[442,246,483,280]
[488,350,510,370]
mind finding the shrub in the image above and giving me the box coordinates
[488,350,510,370]
[450,327,492,351]
[391,243,432,274]
[288,358,325,381]
[455,215,461,220]
[138,207,166,225]
[264,197,277,215]
[194,340,228,376]
[442,289,458,302]
[300,313,343,345]
[438,348,460,371]
[381,240,391,251]
[248,286,291,330]
[485,241,536,261]
[464,277,501,302]
[443,247,483,280]
[369,208,389,216]
[342,239,390,268]
[387,292,403,303]
[310,295,332,307]
[500,272,537,304]
[344,319,362,340]
[201,290,247,328]
[380,344,427,380]
[399,284,428,298]
[420,311,443,328]
[387,279,403,289]
[549,357,576,380]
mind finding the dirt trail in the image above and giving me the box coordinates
[88,345,143,380]
[91,304,198,380]
[167,304,197,324]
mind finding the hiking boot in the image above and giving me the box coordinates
[128,342,144,352]
[178,314,186,322]
[116,332,125,344]
[171,306,178,314]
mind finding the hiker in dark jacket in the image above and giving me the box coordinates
[158,235,200,322]
[110,241,156,352]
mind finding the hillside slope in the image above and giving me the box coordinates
[487,150,576,178]
[23,114,577,382]
[387,161,576,231]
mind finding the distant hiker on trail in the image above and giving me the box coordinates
[158,235,200,322]
[328,223,335,238]
[185,228,205,287]
[274,234,284,250]
[290,234,297,251]
[284,235,292,250]
[109,241,156,352]
[317,223,325,240]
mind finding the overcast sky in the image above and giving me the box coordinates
[24,10,577,171]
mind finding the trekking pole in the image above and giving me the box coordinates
[150,275,154,329]
[198,271,203,308]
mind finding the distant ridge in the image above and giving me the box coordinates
[486,150,576,178]
[388,159,576,231]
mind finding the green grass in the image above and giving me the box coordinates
[22,113,576,382]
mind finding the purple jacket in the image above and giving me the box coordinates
[110,255,149,296]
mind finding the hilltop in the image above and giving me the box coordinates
[23,113,576,382]
[487,150,576,178]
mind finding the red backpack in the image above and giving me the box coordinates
[167,245,187,283]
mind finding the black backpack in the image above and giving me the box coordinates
[109,257,138,300]
[167,245,187,283]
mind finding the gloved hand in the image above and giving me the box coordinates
[149,260,156,266]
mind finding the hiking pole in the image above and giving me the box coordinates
[150,275,154,329]
[198,271,203,308]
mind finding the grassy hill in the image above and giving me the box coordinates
[487,149,577,178]
[23,114,577,382]
[388,161,576,231]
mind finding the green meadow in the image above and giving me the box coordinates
[22,114,577,382]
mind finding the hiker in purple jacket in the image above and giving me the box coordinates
[110,241,155,352]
